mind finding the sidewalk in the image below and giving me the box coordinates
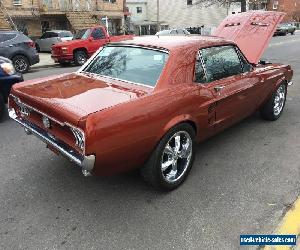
[32,52,57,69]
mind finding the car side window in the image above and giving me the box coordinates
[237,49,252,73]
[91,28,105,40]
[41,32,50,39]
[40,33,47,39]
[49,32,58,38]
[201,45,243,82]
[170,30,178,34]
[194,53,206,83]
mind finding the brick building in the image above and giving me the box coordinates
[267,0,300,22]
[0,0,126,38]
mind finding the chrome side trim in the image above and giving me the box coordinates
[9,108,95,173]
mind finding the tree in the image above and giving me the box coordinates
[291,10,300,22]
[192,0,247,12]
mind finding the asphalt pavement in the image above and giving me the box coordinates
[0,33,300,250]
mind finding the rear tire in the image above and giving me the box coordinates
[74,50,88,66]
[140,123,196,191]
[260,83,287,121]
[0,94,5,122]
[12,55,30,73]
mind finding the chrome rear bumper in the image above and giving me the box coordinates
[9,108,95,175]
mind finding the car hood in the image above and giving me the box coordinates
[53,39,86,48]
[213,11,285,64]
[12,73,151,125]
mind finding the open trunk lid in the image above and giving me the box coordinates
[213,11,285,64]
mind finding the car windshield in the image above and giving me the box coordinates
[73,29,90,40]
[82,46,169,87]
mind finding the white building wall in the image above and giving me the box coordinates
[127,1,148,23]
[146,0,229,29]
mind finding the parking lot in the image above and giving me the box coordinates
[0,32,300,250]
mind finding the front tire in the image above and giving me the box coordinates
[140,123,196,191]
[0,94,5,122]
[260,83,287,121]
[74,50,88,66]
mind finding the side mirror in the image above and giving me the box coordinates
[88,37,94,42]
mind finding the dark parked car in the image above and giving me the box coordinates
[0,56,23,121]
[274,23,297,36]
[0,30,39,73]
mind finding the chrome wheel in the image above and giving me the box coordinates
[273,84,286,116]
[14,58,28,73]
[75,51,87,65]
[161,131,192,183]
[77,54,86,65]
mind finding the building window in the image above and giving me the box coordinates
[273,0,278,9]
[103,0,116,3]
[136,7,142,13]
[187,0,192,5]
[13,0,22,6]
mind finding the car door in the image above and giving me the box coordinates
[196,45,260,131]
[88,28,109,55]
[38,32,50,51]
[45,32,59,51]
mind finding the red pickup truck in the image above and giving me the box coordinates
[51,26,134,66]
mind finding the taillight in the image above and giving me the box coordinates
[25,41,35,48]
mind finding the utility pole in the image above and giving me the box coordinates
[157,0,160,32]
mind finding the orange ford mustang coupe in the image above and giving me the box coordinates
[8,11,293,190]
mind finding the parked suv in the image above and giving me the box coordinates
[0,31,39,73]
[35,30,73,52]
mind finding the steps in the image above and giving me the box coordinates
[66,11,99,31]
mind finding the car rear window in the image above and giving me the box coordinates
[0,33,17,43]
[83,46,169,87]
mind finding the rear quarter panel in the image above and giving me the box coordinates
[85,84,215,176]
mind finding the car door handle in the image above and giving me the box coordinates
[214,86,225,92]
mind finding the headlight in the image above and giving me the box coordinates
[70,127,85,150]
[1,62,15,75]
